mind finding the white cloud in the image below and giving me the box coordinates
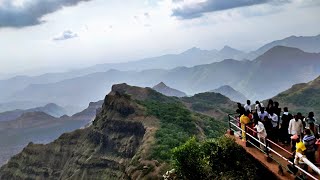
[53,30,78,41]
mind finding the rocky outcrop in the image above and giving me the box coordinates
[0,84,161,179]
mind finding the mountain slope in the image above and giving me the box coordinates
[273,75,320,114]
[0,83,230,179]
[152,82,187,97]
[211,85,248,103]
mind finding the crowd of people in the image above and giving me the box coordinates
[236,99,320,168]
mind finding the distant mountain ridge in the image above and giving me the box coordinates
[5,46,320,108]
[0,103,66,122]
[247,34,320,59]
[152,82,187,97]
[0,34,320,110]
[211,85,248,103]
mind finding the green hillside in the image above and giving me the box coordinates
[273,75,320,114]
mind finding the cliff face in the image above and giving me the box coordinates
[0,83,230,179]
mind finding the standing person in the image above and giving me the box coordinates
[268,111,278,141]
[289,113,304,151]
[244,100,252,113]
[254,118,267,151]
[240,111,251,142]
[303,129,316,164]
[255,101,264,114]
[237,103,245,116]
[258,107,269,121]
[266,99,274,113]
[274,102,281,126]
[304,112,317,136]
[280,107,292,144]
[262,116,273,141]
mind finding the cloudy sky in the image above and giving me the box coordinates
[0,0,319,75]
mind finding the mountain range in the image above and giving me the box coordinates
[0,34,319,113]
[4,46,320,110]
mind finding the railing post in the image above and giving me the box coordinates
[265,139,272,162]
[227,114,234,135]
[245,124,249,147]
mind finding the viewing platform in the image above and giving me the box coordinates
[227,114,320,180]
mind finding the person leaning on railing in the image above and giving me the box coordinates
[240,111,250,142]
[303,129,316,165]
[254,118,267,151]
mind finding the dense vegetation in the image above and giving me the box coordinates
[172,137,276,180]
[140,100,227,161]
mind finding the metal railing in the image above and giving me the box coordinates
[227,114,320,180]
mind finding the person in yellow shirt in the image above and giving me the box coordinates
[240,111,250,141]
[292,135,307,165]
[294,138,308,179]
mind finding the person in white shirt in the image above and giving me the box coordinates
[288,113,304,151]
[258,107,268,121]
[268,111,278,141]
[254,118,267,151]
[244,100,251,112]
[269,112,278,128]
[288,113,304,136]
[255,101,264,113]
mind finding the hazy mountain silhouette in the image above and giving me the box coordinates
[0,103,66,122]
[1,34,320,111]
[247,34,320,59]
[5,46,320,109]
[220,45,246,60]
[211,85,248,103]
[152,82,187,97]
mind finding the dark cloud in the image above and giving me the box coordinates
[172,0,290,19]
[0,0,91,28]
[53,30,78,41]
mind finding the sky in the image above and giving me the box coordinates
[0,0,319,75]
